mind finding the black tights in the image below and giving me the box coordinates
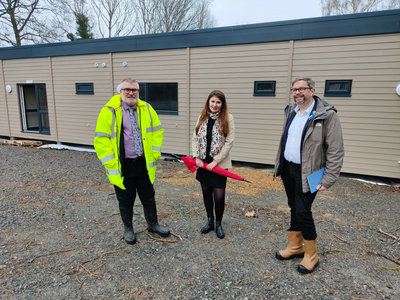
[201,183,225,222]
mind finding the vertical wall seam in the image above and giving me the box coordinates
[0,60,11,137]
[48,57,59,143]
[285,40,294,106]
[110,53,114,95]
[186,47,191,155]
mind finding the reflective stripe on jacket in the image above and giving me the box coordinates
[94,95,164,189]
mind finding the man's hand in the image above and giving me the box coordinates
[195,157,204,168]
[276,175,282,181]
[206,160,218,171]
[316,184,327,191]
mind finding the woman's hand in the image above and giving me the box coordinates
[206,160,218,171]
[195,157,204,168]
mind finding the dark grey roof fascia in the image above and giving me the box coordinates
[0,9,399,60]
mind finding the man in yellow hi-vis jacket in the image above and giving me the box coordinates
[94,78,169,244]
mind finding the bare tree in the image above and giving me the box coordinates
[133,0,216,34]
[0,0,60,46]
[321,0,400,15]
[133,0,160,34]
[90,0,135,38]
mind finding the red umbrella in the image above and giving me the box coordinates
[181,156,251,183]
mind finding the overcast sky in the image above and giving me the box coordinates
[210,0,323,27]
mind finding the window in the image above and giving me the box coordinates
[324,80,352,97]
[254,81,276,96]
[18,84,50,134]
[139,83,178,115]
[76,83,94,95]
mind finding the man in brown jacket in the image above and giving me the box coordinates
[274,77,344,274]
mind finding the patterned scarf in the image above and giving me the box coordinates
[196,112,224,160]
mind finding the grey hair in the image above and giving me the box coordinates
[121,78,139,86]
[292,77,315,89]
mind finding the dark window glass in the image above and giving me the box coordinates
[254,81,276,96]
[324,80,352,97]
[76,83,94,95]
[139,83,178,115]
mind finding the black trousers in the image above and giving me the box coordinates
[281,160,318,240]
[114,157,155,227]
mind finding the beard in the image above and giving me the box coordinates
[122,95,138,106]
[294,95,311,107]
[294,96,306,106]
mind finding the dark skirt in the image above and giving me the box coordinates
[196,167,227,189]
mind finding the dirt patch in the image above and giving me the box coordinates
[0,145,399,300]
[160,166,283,197]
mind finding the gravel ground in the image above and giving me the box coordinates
[0,145,399,300]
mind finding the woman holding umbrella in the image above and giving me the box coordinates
[192,90,235,239]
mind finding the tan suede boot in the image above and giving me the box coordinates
[275,231,305,260]
[298,239,319,274]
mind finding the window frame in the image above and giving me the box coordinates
[75,83,94,95]
[17,83,50,135]
[324,80,352,97]
[253,81,276,96]
[139,82,178,115]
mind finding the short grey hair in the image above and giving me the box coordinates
[292,77,315,89]
[121,78,139,86]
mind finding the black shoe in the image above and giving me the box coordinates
[201,217,214,234]
[148,224,170,237]
[124,226,136,244]
[216,221,225,239]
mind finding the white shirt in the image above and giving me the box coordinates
[284,100,315,164]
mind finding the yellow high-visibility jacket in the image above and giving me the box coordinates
[94,95,164,189]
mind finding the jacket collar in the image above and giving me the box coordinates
[285,95,337,118]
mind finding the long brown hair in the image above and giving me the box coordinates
[195,90,230,137]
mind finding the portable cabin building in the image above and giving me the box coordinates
[1,9,400,179]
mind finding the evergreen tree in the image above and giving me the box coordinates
[67,13,93,40]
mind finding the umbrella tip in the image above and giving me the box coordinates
[243,179,251,183]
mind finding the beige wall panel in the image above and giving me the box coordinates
[0,61,9,136]
[191,42,292,54]
[2,58,56,141]
[342,162,399,179]
[343,123,400,131]
[189,41,291,164]
[292,33,400,178]
[296,69,399,77]
[297,48,400,60]
[113,49,188,154]
[51,54,112,145]
[343,128,399,139]
[294,33,400,48]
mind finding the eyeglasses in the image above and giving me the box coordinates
[291,87,312,93]
[121,88,139,93]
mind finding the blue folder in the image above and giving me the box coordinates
[307,168,325,193]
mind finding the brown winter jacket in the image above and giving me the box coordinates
[274,96,344,193]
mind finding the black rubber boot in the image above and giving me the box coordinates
[216,221,225,239]
[201,217,214,233]
[119,206,136,244]
[123,225,136,244]
[143,204,170,237]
